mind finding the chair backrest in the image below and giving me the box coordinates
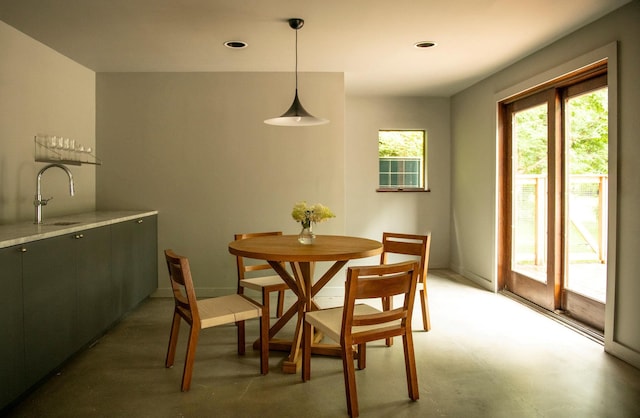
[165,249,200,325]
[380,232,431,284]
[234,231,283,287]
[341,261,419,344]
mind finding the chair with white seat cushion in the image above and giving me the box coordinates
[380,232,432,346]
[302,260,420,417]
[235,231,290,319]
[164,249,269,392]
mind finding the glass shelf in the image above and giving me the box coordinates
[34,135,102,166]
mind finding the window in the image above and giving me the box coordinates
[378,130,427,191]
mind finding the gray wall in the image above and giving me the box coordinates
[345,96,451,268]
[0,21,96,223]
[95,75,454,299]
[95,72,346,295]
[450,1,640,366]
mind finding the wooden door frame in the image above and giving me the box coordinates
[499,90,560,312]
[498,63,608,329]
[559,74,608,331]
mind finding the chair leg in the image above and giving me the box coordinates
[165,312,181,368]
[356,343,366,370]
[342,343,359,417]
[402,332,419,401]
[420,287,431,331]
[237,320,246,355]
[259,307,269,375]
[276,290,285,318]
[261,287,271,320]
[302,318,312,382]
[382,297,394,346]
[181,325,200,392]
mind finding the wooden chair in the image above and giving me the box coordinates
[380,232,431,346]
[235,232,289,319]
[164,249,268,392]
[302,261,420,417]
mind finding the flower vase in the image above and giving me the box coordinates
[298,223,316,245]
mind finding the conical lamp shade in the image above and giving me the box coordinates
[264,90,329,126]
[264,18,329,127]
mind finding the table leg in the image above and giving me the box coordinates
[281,261,313,373]
[268,259,348,374]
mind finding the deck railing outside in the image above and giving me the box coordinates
[514,174,608,265]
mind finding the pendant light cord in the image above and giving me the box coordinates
[263,18,328,125]
[295,27,299,92]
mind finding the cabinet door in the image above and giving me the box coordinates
[112,216,158,313]
[0,246,26,410]
[76,226,116,345]
[22,235,77,384]
[137,215,158,299]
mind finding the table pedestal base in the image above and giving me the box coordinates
[254,337,351,373]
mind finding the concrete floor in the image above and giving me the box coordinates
[5,270,640,417]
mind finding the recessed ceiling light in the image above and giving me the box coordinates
[224,40,248,49]
[414,41,437,49]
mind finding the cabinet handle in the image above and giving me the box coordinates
[74,234,84,239]
[137,219,144,224]
[19,247,27,253]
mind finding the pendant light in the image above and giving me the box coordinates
[264,18,329,126]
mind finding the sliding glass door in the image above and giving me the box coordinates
[505,90,558,311]
[500,69,608,331]
[562,77,608,330]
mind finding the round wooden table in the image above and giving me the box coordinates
[229,234,382,373]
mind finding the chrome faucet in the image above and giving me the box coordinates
[34,163,75,224]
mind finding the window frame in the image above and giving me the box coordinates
[376,129,429,192]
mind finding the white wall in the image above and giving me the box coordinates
[95,72,345,295]
[450,1,640,367]
[95,75,453,298]
[345,96,451,268]
[0,21,95,224]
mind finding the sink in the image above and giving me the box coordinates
[43,221,81,226]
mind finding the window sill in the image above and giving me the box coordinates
[376,188,431,192]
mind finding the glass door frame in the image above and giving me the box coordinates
[498,63,608,326]
[560,74,608,331]
[500,89,561,312]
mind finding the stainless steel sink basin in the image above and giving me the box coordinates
[43,221,81,226]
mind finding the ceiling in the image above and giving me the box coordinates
[0,0,629,96]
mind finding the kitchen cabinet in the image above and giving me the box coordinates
[0,246,26,410]
[112,215,158,313]
[22,226,115,386]
[0,212,157,412]
[76,226,116,346]
[22,234,77,385]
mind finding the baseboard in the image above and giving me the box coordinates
[605,340,640,370]
[449,265,494,292]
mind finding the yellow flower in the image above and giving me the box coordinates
[291,201,335,227]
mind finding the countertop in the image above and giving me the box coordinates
[0,210,158,248]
